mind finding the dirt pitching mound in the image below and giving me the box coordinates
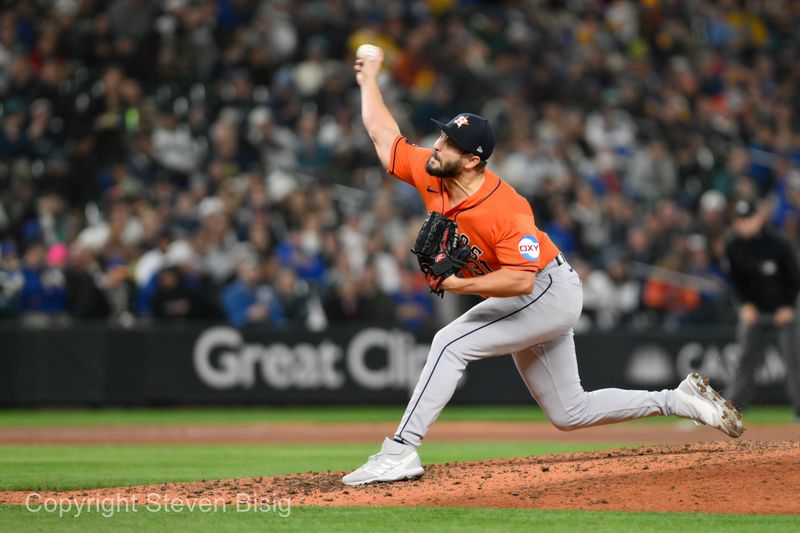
[2,440,797,514]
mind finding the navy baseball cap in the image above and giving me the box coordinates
[432,113,494,160]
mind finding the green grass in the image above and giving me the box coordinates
[0,505,797,532]
[0,441,624,492]
[0,405,792,427]
[1,406,795,530]
[0,405,546,426]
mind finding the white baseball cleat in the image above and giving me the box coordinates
[671,372,744,438]
[342,437,425,486]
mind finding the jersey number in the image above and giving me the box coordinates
[460,236,492,276]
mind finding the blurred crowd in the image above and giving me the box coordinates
[1,0,799,330]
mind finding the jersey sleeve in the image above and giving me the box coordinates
[388,135,432,187]
[494,212,546,272]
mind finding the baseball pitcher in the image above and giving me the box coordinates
[342,46,743,486]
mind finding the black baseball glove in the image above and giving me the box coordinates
[411,212,471,297]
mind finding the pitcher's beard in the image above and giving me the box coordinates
[425,156,463,178]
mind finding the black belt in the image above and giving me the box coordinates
[555,252,566,266]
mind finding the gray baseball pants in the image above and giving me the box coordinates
[395,256,673,447]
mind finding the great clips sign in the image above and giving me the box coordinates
[193,326,433,394]
[1,323,791,406]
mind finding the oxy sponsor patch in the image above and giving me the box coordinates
[518,235,540,261]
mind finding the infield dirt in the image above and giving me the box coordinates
[1,423,798,514]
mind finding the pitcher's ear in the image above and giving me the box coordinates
[464,155,483,170]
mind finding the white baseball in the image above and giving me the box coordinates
[356,44,381,60]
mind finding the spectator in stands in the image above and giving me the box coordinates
[270,267,304,322]
[642,254,702,326]
[64,244,110,320]
[152,106,197,186]
[150,264,215,321]
[0,241,23,318]
[323,275,359,322]
[247,106,299,172]
[357,262,395,323]
[0,0,798,331]
[391,271,434,331]
[203,116,258,189]
[147,239,220,320]
[276,228,326,285]
[103,258,137,325]
[194,196,239,285]
[18,240,67,323]
[323,266,394,323]
[580,255,640,330]
[221,259,285,328]
[626,139,678,203]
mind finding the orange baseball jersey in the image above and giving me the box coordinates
[388,135,560,277]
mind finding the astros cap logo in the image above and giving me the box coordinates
[453,115,469,128]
